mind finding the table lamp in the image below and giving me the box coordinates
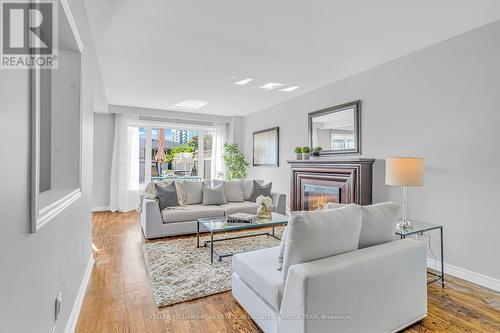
[385,157,424,229]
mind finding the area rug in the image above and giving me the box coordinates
[143,227,284,307]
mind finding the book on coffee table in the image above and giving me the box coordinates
[227,213,255,223]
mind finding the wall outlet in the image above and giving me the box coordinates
[55,292,62,321]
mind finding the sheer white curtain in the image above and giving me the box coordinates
[110,114,140,212]
[211,122,226,179]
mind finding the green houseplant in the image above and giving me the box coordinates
[312,146,322,157]
[302,146,311,160]
[294,146,303,160]
[223,143,249,180]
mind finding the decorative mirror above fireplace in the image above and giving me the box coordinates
[308,100,361,155]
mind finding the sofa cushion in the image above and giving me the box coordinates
[202,183,227,205]
[223,180,245,202]
[282,205,362,280]
[233,246,284,310]
[155,182,179,210]
[249,181,272,202]
[243,179,263,201]
[180,181,203,205]
[325,202,400,249]
[161,204,224,223]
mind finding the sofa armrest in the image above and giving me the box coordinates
[278,239,427,333]
[140,198,163,239]
[271,192,286,215]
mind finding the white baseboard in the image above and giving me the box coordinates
[427,258,500,292]
[92,206,110,212]
[64,256,95,333]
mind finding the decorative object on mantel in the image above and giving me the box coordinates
[288,158,374,211]
[308,100,361,155]
[312,147,322,157]
[301,146,311,160]
[385,157,424,230]
[294,147,302,160]
[253,127,279,167]
[256,195,273,219]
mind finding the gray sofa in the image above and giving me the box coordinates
[140,179,286,239]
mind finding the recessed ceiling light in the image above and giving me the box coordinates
[170,100,208,110]
[234,78,253,85]
[281,86,299,92]
[260,82,284,90]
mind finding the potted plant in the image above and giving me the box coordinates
[223,143,249,179]
[294,147,303,160]
[302,146,311,160]
[312,146,322,157]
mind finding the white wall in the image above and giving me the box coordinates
[243,21,500,282]
[92,113,115,209]
[0,0,106,332]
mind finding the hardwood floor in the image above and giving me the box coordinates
[76,211,500,333]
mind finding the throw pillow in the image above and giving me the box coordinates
[223,180,245,202]
[243,179,263,201]
[282,205,362,280]
[180,181,203,205]
[202,183,227,205]
[323,202,400,249]
[358,202,399,248]
[155,182,179,210]
[249,180,272,202]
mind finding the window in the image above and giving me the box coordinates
[126,125,220,188]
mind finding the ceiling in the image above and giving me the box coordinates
[84,0,500,116]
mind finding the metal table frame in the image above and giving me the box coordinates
[396,223,444,287]
[196,220,285,263]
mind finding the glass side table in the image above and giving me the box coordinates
[396,221,444,287]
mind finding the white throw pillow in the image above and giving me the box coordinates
[324,202,400,249]
[202,183,227,205]
[281,205,362,280]
[180,181,203,205]
[223,180,245,202]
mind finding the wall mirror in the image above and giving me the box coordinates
[31,0,84,232]
[308,100,361,155]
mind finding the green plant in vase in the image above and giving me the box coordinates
[294,146,303,160]
[302,146,311,160]
[312,146,323,157]
[223,143,249,180]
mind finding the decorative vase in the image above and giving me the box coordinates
[257,203,272,220]
[302,152,310,160]
[296,153,302,160]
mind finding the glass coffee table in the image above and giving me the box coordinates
[197,212,288,263]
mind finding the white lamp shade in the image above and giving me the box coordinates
[385,157,424,186]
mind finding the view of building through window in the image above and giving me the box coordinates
[136,127,214,185]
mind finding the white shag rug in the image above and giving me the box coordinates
[143,227,284,307]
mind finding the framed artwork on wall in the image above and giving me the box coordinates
[253,127,279,167]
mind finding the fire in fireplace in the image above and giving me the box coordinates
[302,184,340,210]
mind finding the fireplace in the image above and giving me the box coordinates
[288,158,374,211]
[303,184,340,210]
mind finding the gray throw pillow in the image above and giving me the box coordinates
[155,182,179,210]
[223,180,245,202]
[202,183,227,205]
[181,181,203,205]
[243,179,263,201]
[249,180,272,202]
